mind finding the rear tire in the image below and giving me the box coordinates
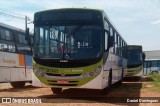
[10,82,25,88]
[51,88,62,94]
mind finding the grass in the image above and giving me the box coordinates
[149,73,160,92]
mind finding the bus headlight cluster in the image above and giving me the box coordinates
[83,66,102,78]
[33,66,45,77]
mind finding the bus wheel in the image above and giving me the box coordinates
[107,69,112,90]
[100,69,112,95]
[10,82,25,88]
[51,88,62,94]
[117,69,124,86]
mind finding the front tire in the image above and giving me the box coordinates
[10,82,25,88]
[51,88,62,94]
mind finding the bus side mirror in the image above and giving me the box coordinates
[108,35,114,48]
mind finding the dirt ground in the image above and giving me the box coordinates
[0,76,160,106]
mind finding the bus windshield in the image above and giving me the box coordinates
[127,50,143,67]
[34,25,102,60]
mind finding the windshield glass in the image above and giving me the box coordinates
[34,25,102,59]
[127,51,143,66]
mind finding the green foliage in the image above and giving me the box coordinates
[149,73,160,81]
[149,74,160,92]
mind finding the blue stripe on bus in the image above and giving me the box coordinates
[25,55,32,66]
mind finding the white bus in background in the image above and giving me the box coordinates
[144,59,160,74]
[0,22,33,88]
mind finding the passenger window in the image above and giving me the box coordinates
[105,32,108,50]
[0,29,5,39]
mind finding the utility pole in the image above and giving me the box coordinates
[25,16,27,32]
[25,15,32,54]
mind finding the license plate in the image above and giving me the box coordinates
[57,80,68,84]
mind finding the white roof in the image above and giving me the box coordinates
[0,22,25,33]
[144,50,160,60]
[145,58,160,61]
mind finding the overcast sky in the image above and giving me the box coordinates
[0,0,160,51]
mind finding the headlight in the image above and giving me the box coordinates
[33,66,45,77]
[83,66,101,78]
[83,73,89,78]
[40,72,45,77]
[94,66,102,73]
[89,72,94,76]
[33,66,38,72]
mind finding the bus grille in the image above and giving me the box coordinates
[46,73,81,77]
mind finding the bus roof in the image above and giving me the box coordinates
[0,22,33,35]
[0,22,25,32]
[35,8,104,14]
[127,45,142,47]
[145,59,160,61]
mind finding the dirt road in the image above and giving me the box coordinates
[0,76,160,106]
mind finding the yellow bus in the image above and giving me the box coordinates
[126,45,145,78]
[27,8,127,94]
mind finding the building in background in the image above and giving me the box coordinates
[144,50,160,60]
[144,50,160,74]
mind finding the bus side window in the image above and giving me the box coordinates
[114,33,118,55]
[158,61,160,67]
[105,31,108,50]
[0,28,5,39]
[109,27,114,53]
